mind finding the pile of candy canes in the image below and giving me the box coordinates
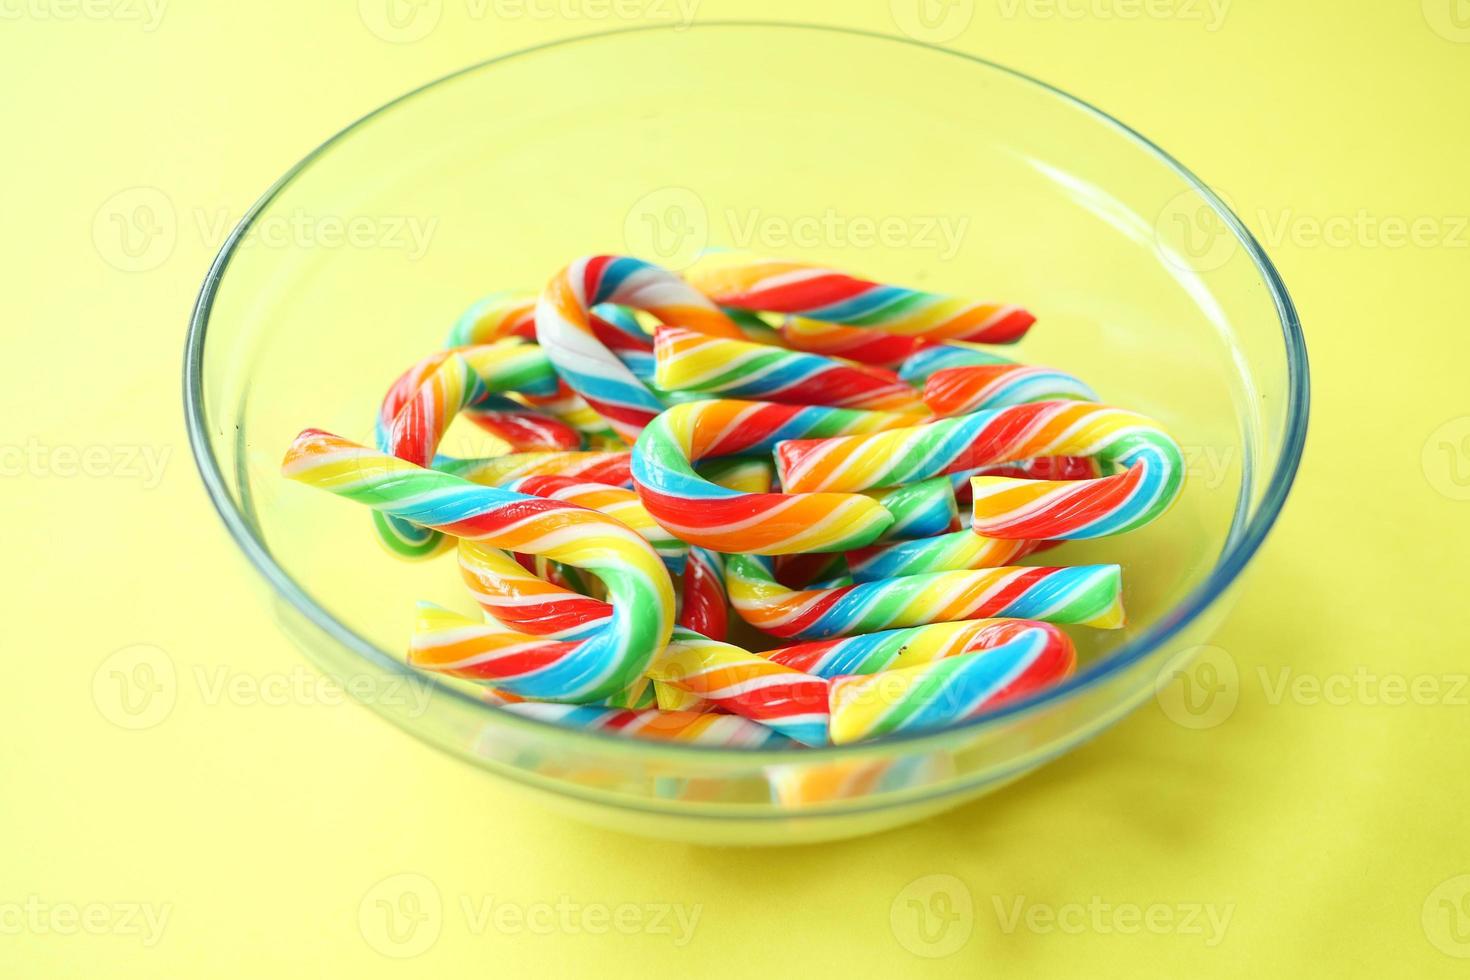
[282,252,1184,748]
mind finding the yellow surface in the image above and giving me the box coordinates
[3,1,1467,975]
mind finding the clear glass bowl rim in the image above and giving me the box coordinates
[183,20,1309,762]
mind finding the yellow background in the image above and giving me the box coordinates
[4,0,1468,975]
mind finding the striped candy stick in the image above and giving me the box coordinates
[827,621,1077,743]
[377,339,561,436]
[948,456,1104,504]
[414,604,824,745]
[866,477,958,541]
[896,342,1014,382]
[646,629,832,746]
[845,530,1042,583]
[446,291,538,346]
[374,339,565,558]
[447,289,649,363]
[778,318,934,367]
[764,618,1072,677]
[522,379,621,443]
[725,553,1124,640]
[631,399,920,555]
[464,395,582,452]
[686,251,1035,344]
[459,537,729,643]
[921,364,1099,416]
[437,451,633,487]
[408,603,661,709]
[458,542,608,640]
[282,430,674,702]
[776,401,1185,540]
[498,474,687,570]
[537,255,745,442]
[652,324,928,414]
[679,546,729,642]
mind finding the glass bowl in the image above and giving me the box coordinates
[185,22,1307,845]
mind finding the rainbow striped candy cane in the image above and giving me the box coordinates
[437,451,633,487]
[458,537,729,642]
[448,291,649,355]
[377,338,561,441]
[897,343,1013,382]
[458,542,608,640]
[374,339,563,558]
[726,553,1124,640]
[845,530,1042,583]
[827,621,1077,743]
[779,319,933,367]
[652,325,928,414]
[646,629,832,746]
[764,618,1073,678]
[413,604,821,743]
[442,292,629,443]
[282,430,673,702]
[631,399,920,554]
[921,364,1099,416]
[536,255,745,442]
[776,401,1185,540]
[464,396,582,453]
[446,291,538,346]
[498,475,687,570]
[866,477,958,541]
[686,251,1035,344]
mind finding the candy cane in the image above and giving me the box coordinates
[844,529,1042,583]
[373,338,567,557]
[866,477,958,541]
[921,364,1098,416]
[897,343,1014,382]
[726,553,1124,639]
[498,475,687,569]
[646,629,832,746]
[652,325,928,414]
[438,451,633,487]
[459,538,729,642]
[463,396,582,453]
[377,339,560,439]
[779,318,933,367]
[282,430,673,702]
[827,621,1076,743]
[536,255,745,442]
[631,399,919,554]
[765,618,1072,678]
[776,401,1185,540]
[686,251,1035,344]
